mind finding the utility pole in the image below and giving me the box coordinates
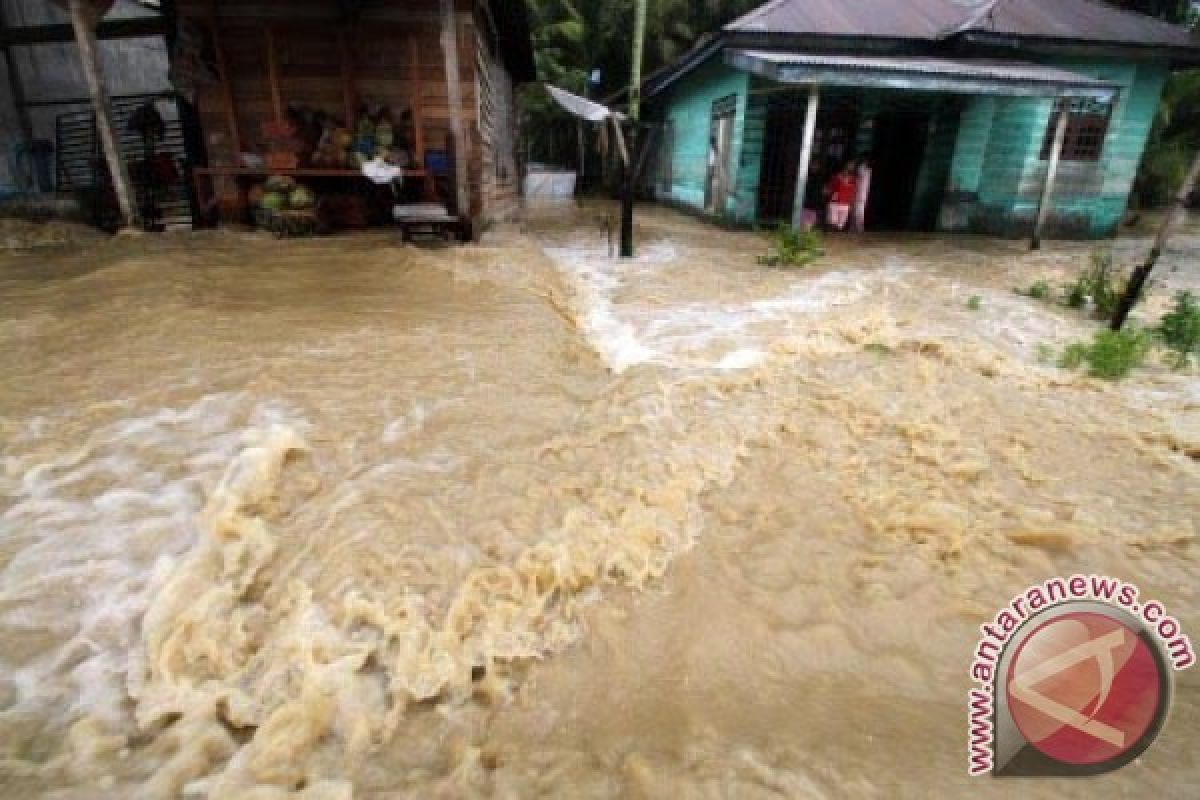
[1111,148,1200,331]
[619,0,647,258]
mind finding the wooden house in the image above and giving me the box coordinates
[645,0,1200,243]
[174,0,535,233]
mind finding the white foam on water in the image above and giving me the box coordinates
[544,236,911,372]
[0,393,308,729]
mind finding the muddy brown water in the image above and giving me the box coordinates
[0,208,1197,798]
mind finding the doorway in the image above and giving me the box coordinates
[705,96,737,214]
[866,112,929,230]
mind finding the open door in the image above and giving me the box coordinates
[705,96,736,215]
[867,112,930,230]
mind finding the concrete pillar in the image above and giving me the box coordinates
[790,83,819,230]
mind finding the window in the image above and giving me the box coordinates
[1040,97,1113,162]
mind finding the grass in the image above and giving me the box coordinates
[966,295,983,311]
[758,225,825,268]
[1058,328,1153,380]
[864,342,894,356]
[1016,279,1052,300]
[1157,290,1200,369]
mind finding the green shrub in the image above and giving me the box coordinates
[967,295,983,311]
[1058,328,1152,380]
[1157,290,1200,369]
[1065,279,1088,309]
[1026,280,1051,300]
[758,225,825,268]
[1066,249,1128,320]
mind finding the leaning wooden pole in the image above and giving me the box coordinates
[1110,149,1200,331]
[440,0,470,229]
[1031,105,1068,251]
[790,83,820,230]
[69,0,136,229]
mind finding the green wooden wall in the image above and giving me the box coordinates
[941,58,1169,237]
[656,53,1170,239]
[657,59,750,216]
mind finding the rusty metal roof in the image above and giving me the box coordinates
[727,49,1120,97]
[725,0,1198,49]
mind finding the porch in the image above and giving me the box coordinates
[655,49,1129,246]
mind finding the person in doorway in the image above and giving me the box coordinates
[852,156,873,233]
[824,162,857,231]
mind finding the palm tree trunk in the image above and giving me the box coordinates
[1111,148,1200,330]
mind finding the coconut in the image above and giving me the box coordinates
[264,175,297,193]
[260,191,287,212]
[288,186,316,210]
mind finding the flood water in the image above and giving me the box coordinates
[1,207,1197,798]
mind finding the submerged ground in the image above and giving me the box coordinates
[0,206,1197,798]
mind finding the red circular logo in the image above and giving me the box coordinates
[1005,611,1164,766]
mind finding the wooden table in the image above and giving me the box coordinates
[192,165,430,226]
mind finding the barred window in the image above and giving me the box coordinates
[1040,97,1113,162]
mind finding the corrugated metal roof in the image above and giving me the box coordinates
[725,0,1198,49]
[987,0,1195,47]
[726,0,964,39]
[728,49,1120,96]
[731,50,1113,85]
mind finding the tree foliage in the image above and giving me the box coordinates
[520,0,759,165]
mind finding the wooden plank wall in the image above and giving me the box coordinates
[178,0,521,221]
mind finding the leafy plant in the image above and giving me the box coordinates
[1064,249,1129,319]
[1156,290,1200,368]
[1065,279,1088,309]
[1036,343,1056,365]
[758,225,824,268]
[1018,279,1052,300]
[1058,328,1153,380]
[967,295,983,311]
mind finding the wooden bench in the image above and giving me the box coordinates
[393,203,462,243]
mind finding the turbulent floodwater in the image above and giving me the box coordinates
[0,208,1197,798]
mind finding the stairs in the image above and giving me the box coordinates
[55,93,195,230]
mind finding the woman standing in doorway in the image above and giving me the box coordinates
[824,162,857,231]
[852,156,873,233]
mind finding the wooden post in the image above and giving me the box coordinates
[207,1,240,154]
[1032,103,1069,250]
[337,29,356,129]
[790,82,820,230]
[265,25,283,122]
[439,0,469,221]
[1110,149,1200,331]
[0,4,35,148]
[68,0,136,228]
[408,35,426,174]
[619,0,648,258]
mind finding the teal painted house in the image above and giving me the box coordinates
[645,0,1200,239]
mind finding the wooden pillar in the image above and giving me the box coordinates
[0,4,35,148]
[265,25,283,122]
[338,29,357,129]
[439,0,469,220]
[207,1,240,154]
[408,36,425,162]
[790,82,820,230]
[68,0,136,228]
[1031,102,1069,251]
